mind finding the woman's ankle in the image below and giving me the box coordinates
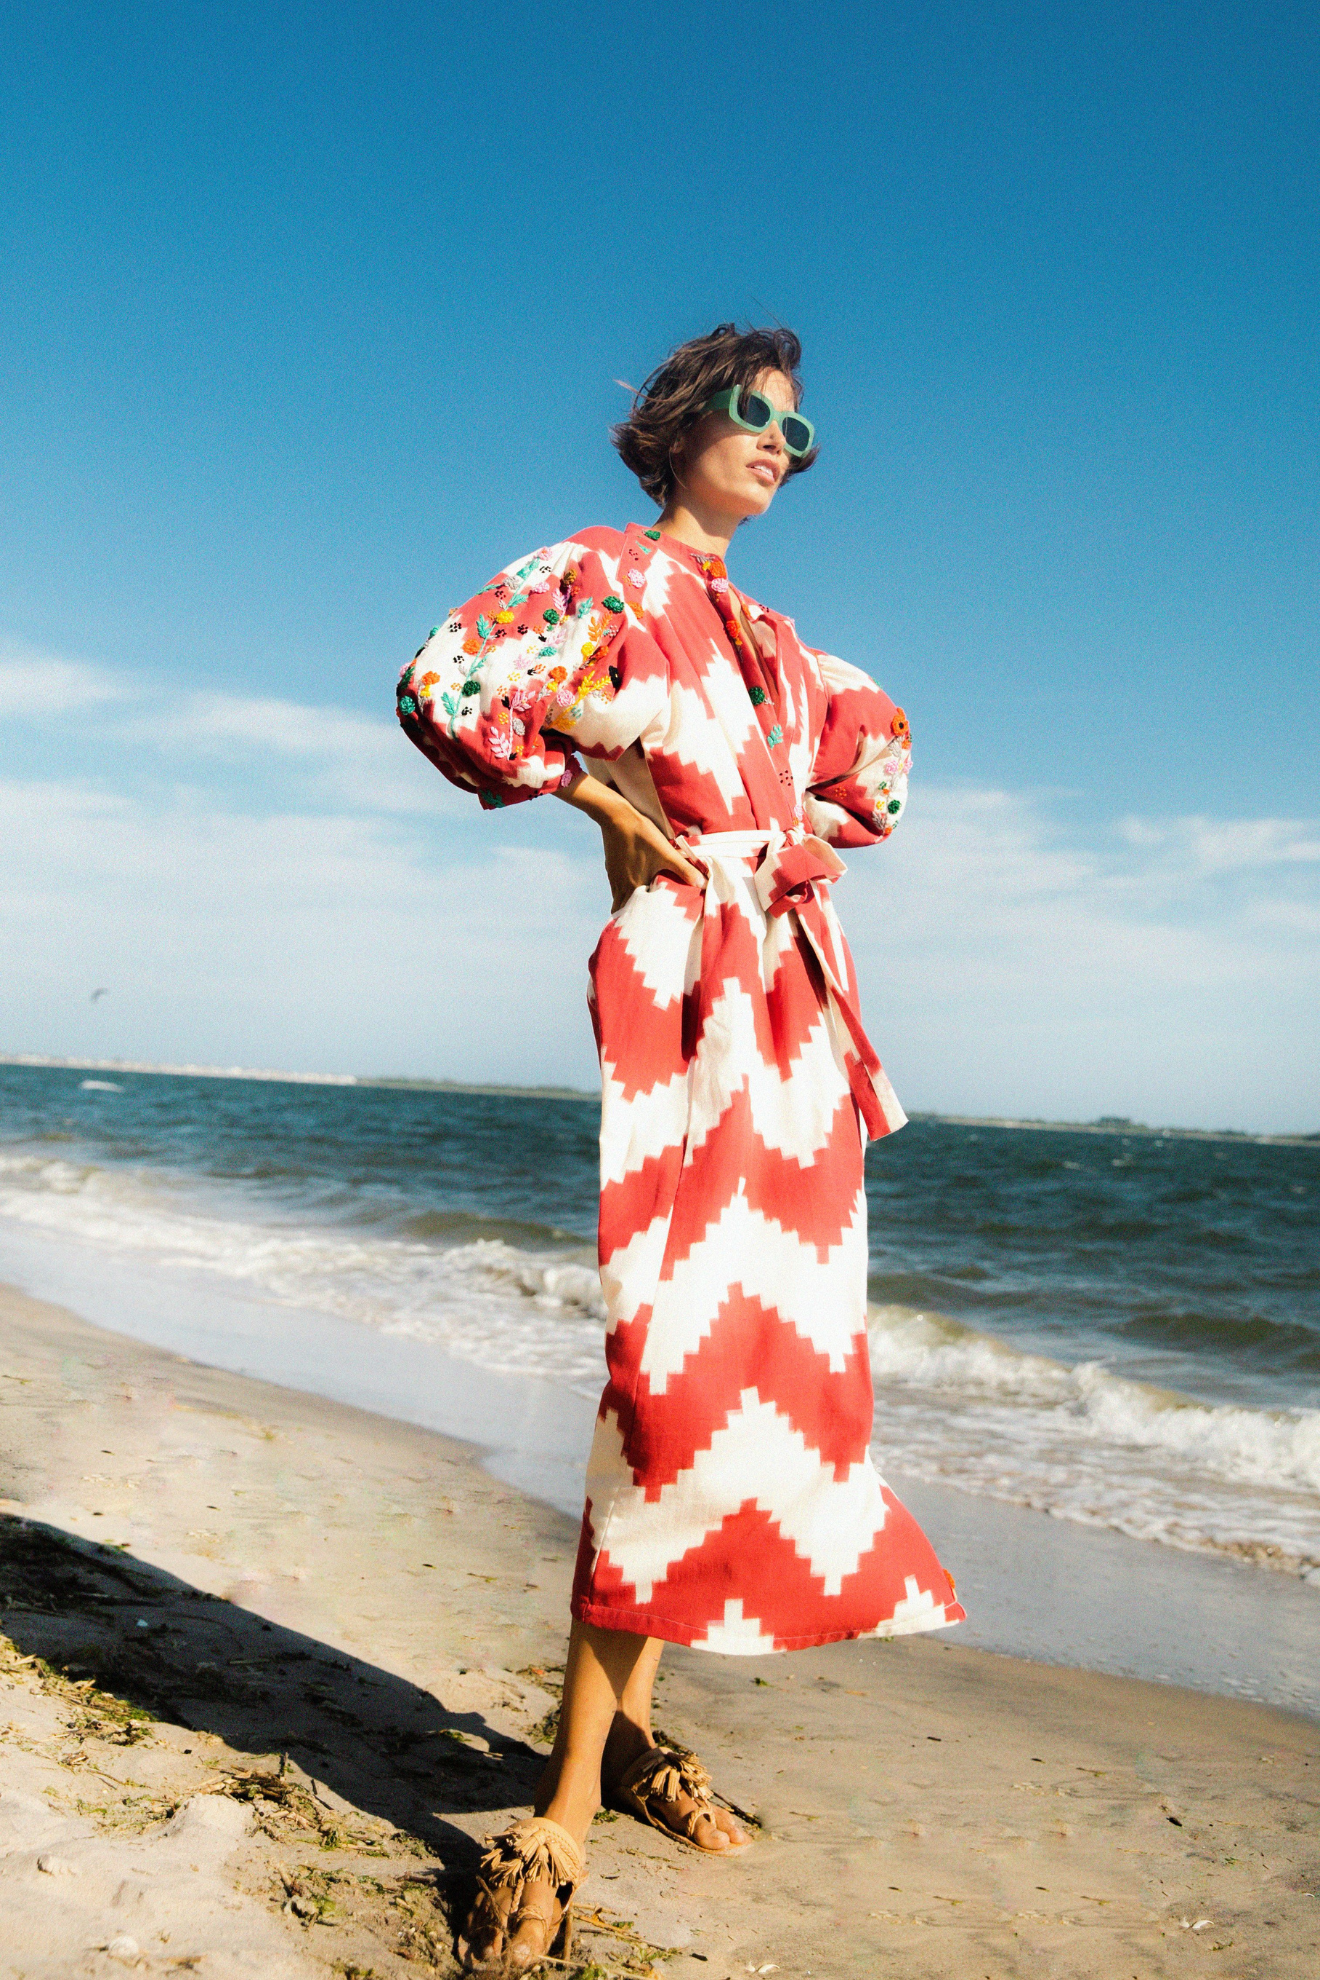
[602,1711,654,1783]
[533,1753,601,1846]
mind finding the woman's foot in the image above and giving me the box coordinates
[603,1727,750,1853]
[459,1818,582,1976]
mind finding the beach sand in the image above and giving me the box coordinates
[0,1282,1315,1978]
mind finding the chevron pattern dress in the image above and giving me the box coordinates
[398,521,964,1654]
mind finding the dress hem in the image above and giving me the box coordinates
[571,1595,966,1655]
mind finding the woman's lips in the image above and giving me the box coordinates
[749,460,780,486]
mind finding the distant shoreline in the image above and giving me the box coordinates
[906,1111,1320,1149]
[0,1052,597,1105]
[2,1052,1316,1144]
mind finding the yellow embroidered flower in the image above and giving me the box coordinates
[495,609,514,624]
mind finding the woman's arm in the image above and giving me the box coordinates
[557,772,705,911]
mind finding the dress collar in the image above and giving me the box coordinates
[622,521,771,619]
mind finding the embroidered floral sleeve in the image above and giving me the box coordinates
[803,651,912,848]
[396,539,637,809]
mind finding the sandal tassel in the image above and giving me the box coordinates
[461,1817,584,1975]
[478,1816,584,1892]
[626,1748,714,1808]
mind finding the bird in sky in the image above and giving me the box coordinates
[90,987,109,1002]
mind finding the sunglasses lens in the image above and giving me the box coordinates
[737,390,773,430]
[781,415,812,456]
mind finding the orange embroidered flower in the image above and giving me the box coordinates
[890,707,911,744]
[462,637,481,657]
[419,671,440,689]
[548,667,567,686]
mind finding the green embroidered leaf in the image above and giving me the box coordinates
[766,723,784,748]
[476,614,494,638]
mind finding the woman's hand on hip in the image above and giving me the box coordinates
[557,774,705,912]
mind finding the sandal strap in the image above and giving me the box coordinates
[617,1744,715,1810]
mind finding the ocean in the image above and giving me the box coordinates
[2,1060,1317,1710]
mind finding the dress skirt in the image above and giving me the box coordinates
[569,838,965,1654]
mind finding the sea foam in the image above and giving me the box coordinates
[1,1147,1317,1581]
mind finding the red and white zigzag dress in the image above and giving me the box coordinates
[398,521,964,1654]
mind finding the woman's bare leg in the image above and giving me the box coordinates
[533,1619,745,1851]
[532,1619,650,1841]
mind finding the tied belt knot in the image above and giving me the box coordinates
[673,826,898,1140]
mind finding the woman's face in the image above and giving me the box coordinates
[674,368,797,523]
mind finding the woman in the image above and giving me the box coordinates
[397,323,964,1975]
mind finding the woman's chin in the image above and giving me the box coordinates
[739,485,777,519]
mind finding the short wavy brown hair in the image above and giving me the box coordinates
[612,322,818,508]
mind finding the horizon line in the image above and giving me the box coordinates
[2,1053,1316,1146]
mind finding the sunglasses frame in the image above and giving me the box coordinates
[703,386,816,458]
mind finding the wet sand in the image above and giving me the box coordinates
[0,1280,1316,1978]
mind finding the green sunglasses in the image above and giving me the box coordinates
[704,387,815,458]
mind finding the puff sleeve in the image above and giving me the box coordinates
[396,538,651,809]
[803,651,912,848]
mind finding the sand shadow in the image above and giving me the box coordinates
[0,1513,546,1868]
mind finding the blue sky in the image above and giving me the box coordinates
[2,1,1317,1128]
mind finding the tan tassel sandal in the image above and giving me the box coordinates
[609,1744,751,1852]
[458,1816,584,1976]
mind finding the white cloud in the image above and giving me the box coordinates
[2,650,443,818]
[1118,813,1320,876]
[843,787,1320,1131]
[0,644,127,716]
[0,772,608,1084]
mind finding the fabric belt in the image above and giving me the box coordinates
[674,826,894,1140]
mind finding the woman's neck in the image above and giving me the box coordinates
[652,495,739,558]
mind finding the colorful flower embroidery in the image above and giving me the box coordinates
[398,528,909,858]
